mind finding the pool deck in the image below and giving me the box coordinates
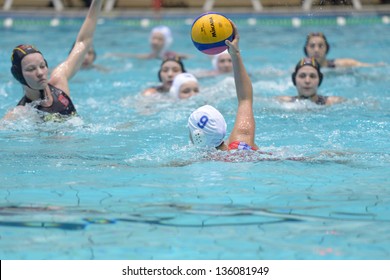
[1,4,390,18]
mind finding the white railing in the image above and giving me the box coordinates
[303,0,362,11]
[203,0,263,11]
[2,0,365,12]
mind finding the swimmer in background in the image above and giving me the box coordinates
[188,20,259,152]
[304,32,384,68]
[70,44,109,72]
[142,55,186,97]
[106,25,190,60]
[145,25,182,59]
[193,50,233,78]
[2,0,103,121]
[170,73,199,100]
[277,57,345,106]
[122,59,199,117]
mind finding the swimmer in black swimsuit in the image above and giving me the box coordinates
[17,84,76,116]
[2,0,103,121]
[277,57,345,106]
[142,55,186,97]
[304,32,383,68]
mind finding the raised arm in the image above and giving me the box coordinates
[225,21,257,148]
[50,0,103,94]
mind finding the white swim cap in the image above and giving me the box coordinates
[170,73,198,99]
[150,25,173,50]
[211,50,229,70]
[188,105,227,148]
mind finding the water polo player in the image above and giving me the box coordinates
[304,32,383,68]
[3,0,103,121]
[188,20,258,151]
[277,57,345,105]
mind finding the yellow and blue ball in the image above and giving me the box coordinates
[191,12,234,55]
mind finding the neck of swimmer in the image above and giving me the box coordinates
[298,93,319,102]
[24,85,48,101]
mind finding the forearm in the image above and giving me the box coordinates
[75,0,103,46]
[51,0,102,85]
[231,52,253,102]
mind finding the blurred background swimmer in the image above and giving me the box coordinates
[106,25,190,60]
[304,32,384,68]
[277,57,345,106]
[2,0,103,122]
[142,55,186,97]
[122,62,196,116]
[82,45,97,69]
[193,50,233,78]
[69,44,109,72]
[170,73,199,100]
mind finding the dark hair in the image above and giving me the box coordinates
[291,57,323,86]
[304,32,330,56]
[158,55,186,81]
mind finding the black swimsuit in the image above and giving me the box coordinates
[292,95,328,105]
[326,59,336,68]
[153,84,165,93]
[314,95,328,105]
[17,84,77,116]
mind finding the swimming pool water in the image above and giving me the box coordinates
[0,12,389,260]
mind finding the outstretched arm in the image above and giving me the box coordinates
[50,0,103,95]
[226,21,257,148]
[335,58,385,68]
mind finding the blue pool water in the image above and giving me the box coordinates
[0,12,389,260]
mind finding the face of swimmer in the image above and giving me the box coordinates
[21,52,49,90]
[81,46,96,68]
[295,65,320,98]
[150,32,166,53]
[178,80,199,99]
[305,35,328,63]
[216,52,233,73]
[160,60,184,90]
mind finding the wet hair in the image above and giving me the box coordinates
[158,55,186,82]
[11,44,48,86]
[304,32,330,55]
[292,57,323,86]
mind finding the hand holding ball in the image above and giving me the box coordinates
[191,13,234,55]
